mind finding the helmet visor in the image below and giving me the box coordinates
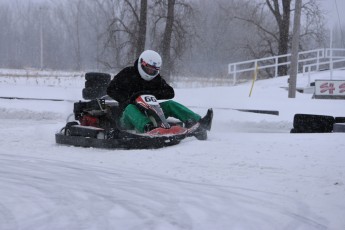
[140,59,159,76]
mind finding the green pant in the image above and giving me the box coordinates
[120,100,201,133]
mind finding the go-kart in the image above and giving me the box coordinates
[55,73,213,149]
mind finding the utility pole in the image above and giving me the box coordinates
[39,6,44,70]
[288,0,302,98]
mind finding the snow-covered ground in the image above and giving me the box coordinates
[0,70,344,230]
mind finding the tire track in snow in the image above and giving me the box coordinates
[0,153,327,230]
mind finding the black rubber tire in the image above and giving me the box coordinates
[85,78,110,88]
[64,121,79,135]
[333,123,345,132]
[82,87,107,100]
[290,128,296,133]
[335,117,345,123]
[290,127,321,133]
[85,72,111,81]
[293,114,334,133]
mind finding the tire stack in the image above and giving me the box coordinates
[333,117,345,132]
[291,114,345,133]
[82,72,111,100]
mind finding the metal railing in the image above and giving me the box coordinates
[303,58,345,85]
[228,48,345,85]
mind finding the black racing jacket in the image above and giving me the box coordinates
[107,59,175,113]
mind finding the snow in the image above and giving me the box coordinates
[0,70,344,230]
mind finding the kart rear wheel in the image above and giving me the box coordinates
[64,121,79,135]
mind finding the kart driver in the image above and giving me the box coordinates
[106,50,212,135]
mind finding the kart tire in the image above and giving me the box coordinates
[85,72,111,81]
[82,87,107,100]
[293,114,334,133]
[65,121,79,135]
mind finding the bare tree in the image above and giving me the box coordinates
[0,0,328,78]
[52,0,84,70]
[161,0,175,77]
[0,3,19,68]
[99,0,148,68]
[179,0,253,78]
[150,0,195,79]
[234,0,326,77]
[74,0,82,70]
[299,0,327,50]
[137,0,147,57]
[233,0,291,76]
[266,0,291,76]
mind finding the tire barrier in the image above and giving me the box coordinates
[335,117,345,124]
[333,123,345,132]
[82,87,108,100]
[85,72,111,81]
[291,114,345,133]
[83,72,111,100]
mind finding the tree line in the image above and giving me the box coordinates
[0,0,342,80]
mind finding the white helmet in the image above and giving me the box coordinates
[138,50,162,81]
